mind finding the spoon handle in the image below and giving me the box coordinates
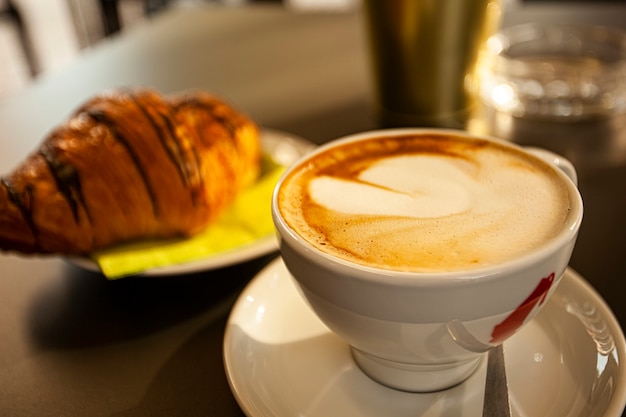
[483,344,512,417]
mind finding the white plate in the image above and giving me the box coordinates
[66,129,315,276]
[224,258,626,417]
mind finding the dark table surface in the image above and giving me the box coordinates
[0,2,625,416]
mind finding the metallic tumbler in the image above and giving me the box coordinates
[363,0,503,128]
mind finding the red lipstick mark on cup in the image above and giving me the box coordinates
[490,272,555,344]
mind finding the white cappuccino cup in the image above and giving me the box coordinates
[272,128,583,392]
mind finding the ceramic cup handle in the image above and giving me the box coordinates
[525,147,578,186]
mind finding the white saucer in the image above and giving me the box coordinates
[224,258,626,417]
[66,129,315,276]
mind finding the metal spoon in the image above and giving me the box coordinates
[482,344,512,417]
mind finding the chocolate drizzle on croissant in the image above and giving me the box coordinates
[0,88,261,255]
[40,145,87,223]
[1,178,39,251]
[85,107,161,215]
[130,93,200,192]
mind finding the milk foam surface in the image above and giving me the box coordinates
[277,134,572,272]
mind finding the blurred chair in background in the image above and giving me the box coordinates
[0,0,345,99]
[0,0,37,95]
[0,0,160,98]
[98,0,170,36]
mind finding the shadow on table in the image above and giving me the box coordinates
[26,252,278,349]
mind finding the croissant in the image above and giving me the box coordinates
[0,88,261,255]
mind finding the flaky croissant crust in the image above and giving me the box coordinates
[0,88,261,254]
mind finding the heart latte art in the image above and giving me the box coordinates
[277,133,572,272]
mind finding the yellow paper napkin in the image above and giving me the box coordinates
[92,159,285,279]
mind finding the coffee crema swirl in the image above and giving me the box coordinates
[277,133,573,272]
